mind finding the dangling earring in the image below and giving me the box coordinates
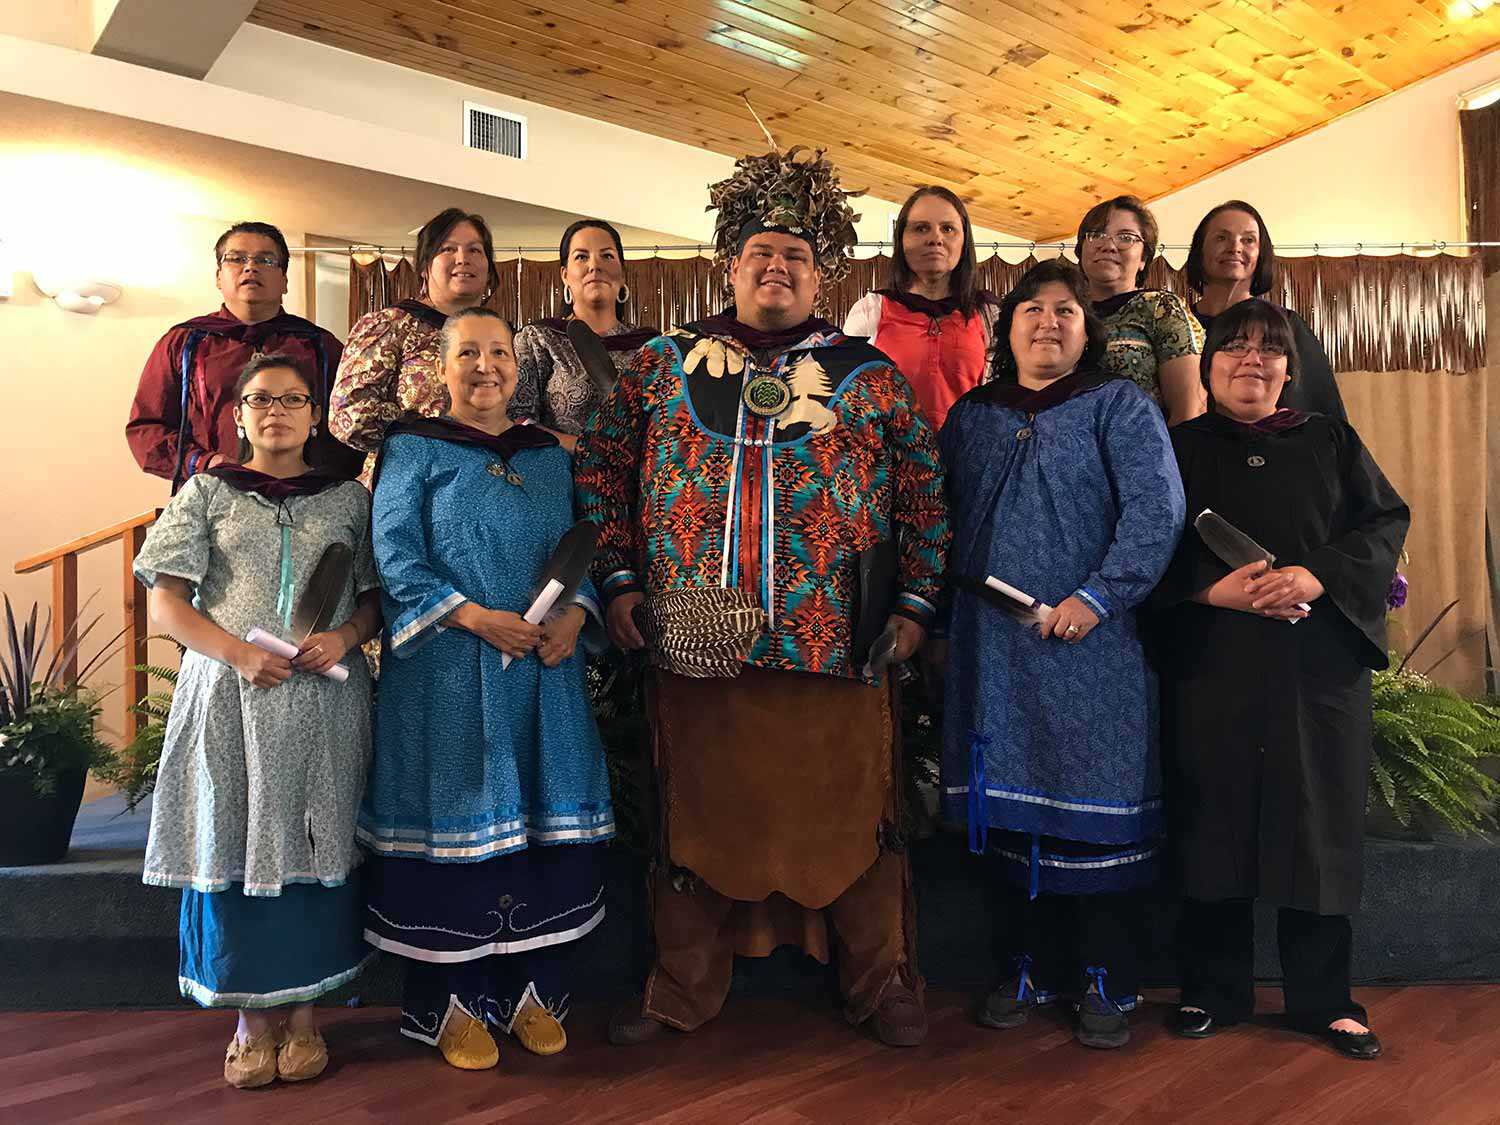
[562,283,573,305]
[618,282,631,303]
[236,425,246,439]
[310,424,319,437]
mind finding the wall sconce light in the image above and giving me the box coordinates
[31,272,124,315]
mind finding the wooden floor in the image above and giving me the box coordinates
[4,988,1499,1124]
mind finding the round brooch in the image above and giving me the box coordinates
[742,372,792,418]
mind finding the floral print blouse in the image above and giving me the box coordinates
[1094,289,1205,410]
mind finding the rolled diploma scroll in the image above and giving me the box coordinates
[983,576,1055,626]
[501,578,566,670]
[244,627,349,683]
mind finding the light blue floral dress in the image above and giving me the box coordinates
[133,473,377,1006]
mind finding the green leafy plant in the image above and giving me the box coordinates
[93,660,178,812]
[0,595,117,795]
[1370,598,1500,834]
[1369,669,1500,833]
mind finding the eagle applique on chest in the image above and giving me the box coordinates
[669,330,875,443]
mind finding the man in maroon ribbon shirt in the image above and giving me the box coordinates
[126,221,360,489]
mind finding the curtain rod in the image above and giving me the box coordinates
[291,239,1500,256]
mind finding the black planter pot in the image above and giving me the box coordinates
[0,768,86,866]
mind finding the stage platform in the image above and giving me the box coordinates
[2,795,1498,1010]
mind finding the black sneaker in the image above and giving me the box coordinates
[1075,967,1129,1049]
[977,956,1042,1029]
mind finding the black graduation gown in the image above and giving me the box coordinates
[1154,410,1409,915]
[1194,306,1347,422]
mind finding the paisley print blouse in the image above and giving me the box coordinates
[512,320,648,437]
[329,303,446,483]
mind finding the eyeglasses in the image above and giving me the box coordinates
[1082,230,1145,248]
[240,392,313,410]
[1220,339,1288,359]
[220,252,284,269]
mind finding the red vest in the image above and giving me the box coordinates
[872,295,989,431]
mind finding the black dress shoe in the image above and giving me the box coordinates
[1171,1007,1217,1038]
[1323,1025,1382,1060]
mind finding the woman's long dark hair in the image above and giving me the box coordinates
[989,259,1108,381]
[1198,298,1300,392]
[1186,200,1277,297]
[890,186,982,319]
[559,218,629,319]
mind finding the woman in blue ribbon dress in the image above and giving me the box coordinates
[940,260,1184,1049]
[360,307,614,1071]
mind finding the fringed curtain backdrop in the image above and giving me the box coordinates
[350,252,1486,376]
[1461,98,1500,695]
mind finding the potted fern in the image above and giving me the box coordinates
[1368,594,1500,838]
[0,597,115,865]
[94,659,178,813]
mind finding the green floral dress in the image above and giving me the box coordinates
[1094,289,1205,409]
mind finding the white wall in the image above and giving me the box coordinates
[1147,48,1500,264]
[0,25,1019,257]
[4,21,1493,258]
[206,24,728,246]
[0,3,85,50]
[205,24,1020,251]
[0,32,701,244]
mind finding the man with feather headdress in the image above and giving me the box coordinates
[576,148,950,1047]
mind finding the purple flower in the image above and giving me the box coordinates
[1387,572,1409,611]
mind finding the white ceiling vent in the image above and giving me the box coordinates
[464,101,527,160]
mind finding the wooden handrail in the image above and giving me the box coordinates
[15,510,163,574]
[14,509,162,740]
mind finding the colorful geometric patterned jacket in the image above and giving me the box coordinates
[574,319,951,681]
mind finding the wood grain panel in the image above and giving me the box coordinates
[249,0,1500,237]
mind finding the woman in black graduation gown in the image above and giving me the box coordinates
[1186,201,1346,421]
[1155,299,1408,1060]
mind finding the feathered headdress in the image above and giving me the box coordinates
[707,146,862,285]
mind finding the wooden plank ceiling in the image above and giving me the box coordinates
[249,1,1500,239]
